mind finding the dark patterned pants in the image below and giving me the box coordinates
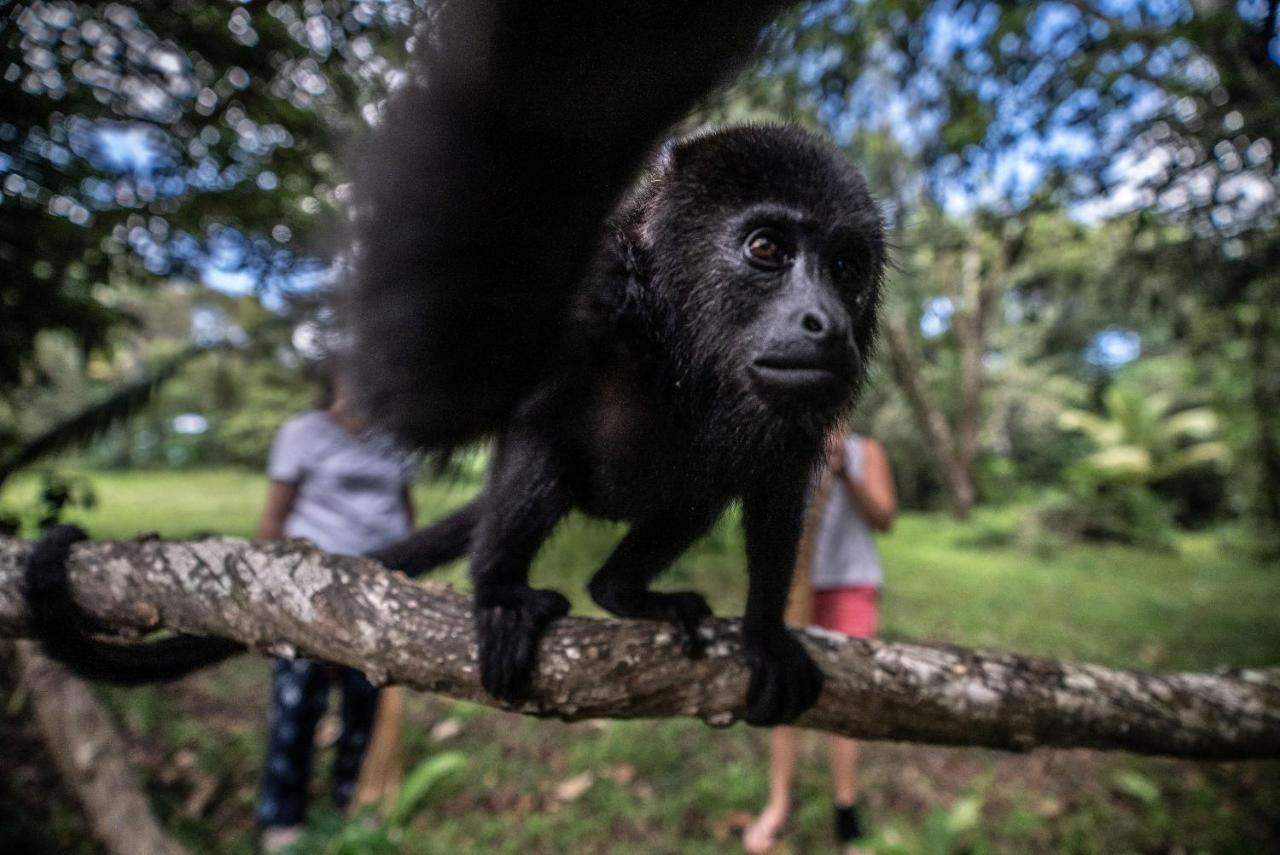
[256,657,381,828]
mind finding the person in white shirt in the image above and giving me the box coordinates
[256,366,416,852]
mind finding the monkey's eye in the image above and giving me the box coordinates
[832,256,857,282]
[744,229,787,268]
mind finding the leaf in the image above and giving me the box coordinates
[1084,445,1152,475]
[1164,407,1220,439]
[1112,769,1160,805]
[553,772,594,803]
[429,718,463,742]
[386,751,467,828]
[1163,441,1230,475]
[947,794,983,834]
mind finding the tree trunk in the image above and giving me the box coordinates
[1248,288,1280,550]
[10,640,191,855]
[2,535,1278,760]
[884,317,976,518]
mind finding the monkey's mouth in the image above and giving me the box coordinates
[749,356,846,397]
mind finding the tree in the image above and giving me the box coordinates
[747,0,1278,539]
[0,0,408,395]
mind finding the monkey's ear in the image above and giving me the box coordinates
[654,140,679,177]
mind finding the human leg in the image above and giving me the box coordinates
[258,658,331,829]
[332,667,381,811]
[742,726,800,853]
[825,733,860,806]
[814,587,877,850]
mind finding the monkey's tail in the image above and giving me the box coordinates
[23,525,244,686]
[371,497,482,577]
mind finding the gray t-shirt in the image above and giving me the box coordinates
[809,434,884,591]
[268,411,415,556]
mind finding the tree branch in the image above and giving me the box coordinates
[1,536,1277,760]
[10,640,191,855]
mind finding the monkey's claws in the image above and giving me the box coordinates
[474,586,571,703]
[657,591,713,658]
[591,583,712,659]
[743,631,824,726]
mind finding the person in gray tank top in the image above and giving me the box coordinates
[744,427,897,855]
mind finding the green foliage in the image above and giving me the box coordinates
[0,344,211,486]
[386,752,468,829]
[0,2,409,391]
[1046,359,1232,541]
[1032,483,1176,551]
[0,469,96,535]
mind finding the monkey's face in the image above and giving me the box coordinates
[635,125,885,433]
[726,203,878,410]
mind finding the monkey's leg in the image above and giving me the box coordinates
[370,497,483,577]
[470,436,571,703]
[587,514,717,658]
[740,480,825,726]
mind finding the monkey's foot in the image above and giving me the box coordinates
[592,587,712,658]
[743,631,825,726]
[474,586,570,702]
[646,591,713,658]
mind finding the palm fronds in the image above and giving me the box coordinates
[0,345,214,489]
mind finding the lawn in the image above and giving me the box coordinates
[2,468,1278,853]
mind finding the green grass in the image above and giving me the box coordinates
[3,467,1278,853]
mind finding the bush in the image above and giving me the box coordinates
[1030,482,1176,551]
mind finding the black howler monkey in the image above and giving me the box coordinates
[367,124,885,725]
[23,0,886,726]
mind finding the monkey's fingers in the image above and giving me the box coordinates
[743,634,825,726]
[659,591,713,659]
[474,586,570,702]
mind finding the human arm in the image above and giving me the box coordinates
[258,480,299,542]
[402,484,416,530]
[828,435,896,533]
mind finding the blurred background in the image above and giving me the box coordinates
[1,1,1277,852]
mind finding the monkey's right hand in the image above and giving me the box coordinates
[742,630,825,726]
[474,585,571,702]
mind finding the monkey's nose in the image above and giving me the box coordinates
[795,308,845,344]
[801,311,827,335]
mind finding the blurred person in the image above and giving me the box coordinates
[255,364,416,852]
[742,425,896,855]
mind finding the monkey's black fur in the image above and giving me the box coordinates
[366,125,886,725]
[349,0,799,448]
[21,1,886,725]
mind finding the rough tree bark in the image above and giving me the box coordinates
[10,640,191,855]
[884,316,976,519]
[1,535,1277,760]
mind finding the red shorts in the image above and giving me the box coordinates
[812,585,879,639]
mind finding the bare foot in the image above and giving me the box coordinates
[742,806,789,853]
[260,825,304,853]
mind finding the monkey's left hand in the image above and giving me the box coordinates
[743,630,825,726]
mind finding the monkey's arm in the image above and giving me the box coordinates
[349,0,793,449]
[740,476,826,725]
[470,431,573,701]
